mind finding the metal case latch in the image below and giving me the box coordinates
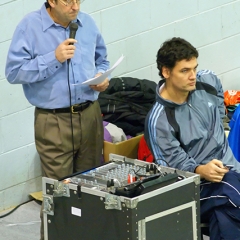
[193,175,201,185]
[53,181,70,197]
[104,194,122,210]
[43,195,54,216]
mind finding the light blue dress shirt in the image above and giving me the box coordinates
[5,3,110,108]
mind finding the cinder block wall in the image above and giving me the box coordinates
[0,0,240,211]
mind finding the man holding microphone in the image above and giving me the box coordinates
[5,1,110,239]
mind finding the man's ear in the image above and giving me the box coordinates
[162,67,170,79]
[48,0,56,7]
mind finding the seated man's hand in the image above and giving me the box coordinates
[195,159,229,182]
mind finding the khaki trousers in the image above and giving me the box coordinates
[35,101,103,239]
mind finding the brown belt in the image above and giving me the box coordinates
[37,101,93,114]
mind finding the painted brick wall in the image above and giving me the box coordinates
[0,0,240,211]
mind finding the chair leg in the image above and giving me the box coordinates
[200,222,210,239]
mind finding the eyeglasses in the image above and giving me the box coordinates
[59,0,83,7]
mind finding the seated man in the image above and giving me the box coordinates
[145,37,240,239]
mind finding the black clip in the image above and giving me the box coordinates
[77,184,82,199]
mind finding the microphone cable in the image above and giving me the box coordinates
[67,22,79,164]
[67,59,75,162]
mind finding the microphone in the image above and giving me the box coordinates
[69,22,78,45]
[67,22,78,63]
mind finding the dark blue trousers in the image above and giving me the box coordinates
[200,171,240,240]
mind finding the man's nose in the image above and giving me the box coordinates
[189,70,196,79]
[72,1,79,10]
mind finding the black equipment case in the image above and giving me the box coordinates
[42,154,201,240]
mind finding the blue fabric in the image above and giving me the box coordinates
[5,3,109,108]
[209,207,240,240]
[145,71,240,173]
[200,171,240,239]
[228,105,240,162]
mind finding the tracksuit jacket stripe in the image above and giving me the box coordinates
[148,102,166,165]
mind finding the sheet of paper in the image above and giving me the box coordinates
[75,55,124,86]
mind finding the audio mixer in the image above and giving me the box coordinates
[62,159,181,198]
[43,154,201,240]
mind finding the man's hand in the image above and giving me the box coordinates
[195,159,229,182]
[90,73,109,92]
[55,39,77,63]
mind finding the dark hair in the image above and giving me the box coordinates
[156,37,199,78]
[46,0,50,8]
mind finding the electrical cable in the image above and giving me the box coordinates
[129,165,147,177]
[67,60,75,162]
[155,158,170,167]
[150,162,164,174]
[0,199,34,219]
[67,22,79,164]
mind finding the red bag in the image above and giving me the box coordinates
[138,135,154,162]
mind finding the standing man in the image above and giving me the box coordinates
[5,0,109,239]
[145,37,240,239]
